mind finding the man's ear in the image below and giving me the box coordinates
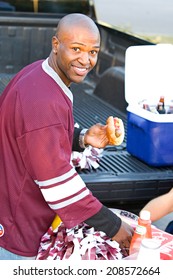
[52,36,59,54]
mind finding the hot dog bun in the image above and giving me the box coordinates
[106,116,124,145]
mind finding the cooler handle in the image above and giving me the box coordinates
[128,113,147,131]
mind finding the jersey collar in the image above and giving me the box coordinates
[42,58,73,103]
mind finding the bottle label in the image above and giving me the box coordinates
[135,225,146,235]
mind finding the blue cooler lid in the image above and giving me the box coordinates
[125,44,173,122]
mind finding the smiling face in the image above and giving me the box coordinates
[49,14,100,87]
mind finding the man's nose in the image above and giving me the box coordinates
[78,52,90,64]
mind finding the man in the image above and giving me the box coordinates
[0,13,133,260]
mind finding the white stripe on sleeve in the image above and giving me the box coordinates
[48,189,90,210]
[34,168,76,187]
[41,174,86,202]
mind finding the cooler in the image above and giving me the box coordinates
[125,44,173,166]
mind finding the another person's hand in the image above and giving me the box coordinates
[84,123,109,148]
[111,221,134,256]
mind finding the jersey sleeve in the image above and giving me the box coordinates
[85,205,122,238]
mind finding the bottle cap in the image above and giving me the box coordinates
[140,210,151,220]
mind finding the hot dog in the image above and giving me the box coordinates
[106,116,124,145]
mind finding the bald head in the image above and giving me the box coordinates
[49,13,100,86]
[56,13,100,41]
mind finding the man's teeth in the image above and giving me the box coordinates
[75,67,86,72]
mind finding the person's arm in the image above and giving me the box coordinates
[141,188,173,221]
[85,205,134,252]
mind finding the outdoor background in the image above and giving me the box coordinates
[94,0,173,43]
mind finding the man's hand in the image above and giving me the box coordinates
[84,120,124,148]
[84,123,109,148]
[112,221,134,256]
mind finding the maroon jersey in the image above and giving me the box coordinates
[0,59,102,256]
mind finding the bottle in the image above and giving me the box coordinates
[137,238,161,261]
[167,105,173,114]
[139,210,152,238]
[129,210,152,256]
[156,102,166,114]
[143,103,151,111]
[159,95,165,106]
[156,95,166,114]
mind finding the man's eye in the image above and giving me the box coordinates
[90,50,98,55]
[73,47,80,52]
